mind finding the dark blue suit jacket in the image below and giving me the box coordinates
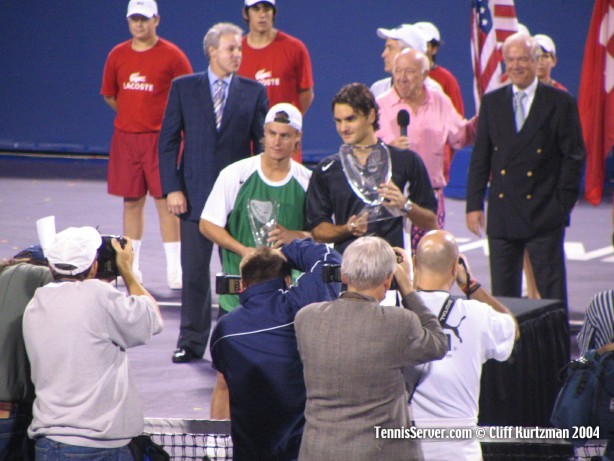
[159,71,268,222]
[466,82,585,240]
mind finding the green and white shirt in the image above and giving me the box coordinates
[201,154,311,312]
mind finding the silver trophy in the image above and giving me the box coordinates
[247,199,279,247]
[339,142,401,223]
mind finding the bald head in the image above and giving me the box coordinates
[394,48,430,73]
[393,48,429,100]
[415,230,459,279]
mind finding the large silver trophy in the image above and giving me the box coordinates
[339,142,401,223]
[247,199,279,247]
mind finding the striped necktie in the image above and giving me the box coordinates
[514,91,527,132]
[213,80,225,130]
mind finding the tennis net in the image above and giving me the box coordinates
[144,418,608,461]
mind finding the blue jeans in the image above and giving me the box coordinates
[0,411,33,461]
[34,437,133,460]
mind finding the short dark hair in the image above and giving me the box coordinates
[50,264,93,282]
[240,247,291,288]
[331,83,380,131]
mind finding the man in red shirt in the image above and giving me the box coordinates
[534,34,568,92]
[101,0,192,289]
[238,0,314,162]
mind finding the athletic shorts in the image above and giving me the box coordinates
[107,129,163,198]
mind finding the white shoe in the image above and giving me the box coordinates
[167,269,182,290]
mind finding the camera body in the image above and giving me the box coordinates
[216,273,242,295]
[96,235,128,280]
[322,262,400,290]
[322,263,342,283]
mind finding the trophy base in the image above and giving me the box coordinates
[357,204,402,224]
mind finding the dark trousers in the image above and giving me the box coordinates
[488,226,568,307]
[0,409,33,461]
[177,219,213,357]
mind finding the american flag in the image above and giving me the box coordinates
[471,0,519,110]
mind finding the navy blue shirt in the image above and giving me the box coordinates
[210,239,342,461]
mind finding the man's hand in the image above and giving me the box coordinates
[466,211,485,237]
[390,136,410,150]
[345,213,368,237]
[455,253,473,288]
[392,247,413,295]
[112,237,134,277]
[167,191,188,216]
[267,224,310,248]
[377,181,406,211]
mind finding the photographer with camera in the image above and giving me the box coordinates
[22,226,163,459]
[410,230,518,461]
[209,238,341,461]
[0,247,52,460]
[294,236,447,461]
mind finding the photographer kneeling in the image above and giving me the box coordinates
[23,226,163,460]
[209,238,341,461]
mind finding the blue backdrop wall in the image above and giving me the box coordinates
[0,1,594,161]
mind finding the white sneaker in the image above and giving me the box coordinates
[167,269,182,290]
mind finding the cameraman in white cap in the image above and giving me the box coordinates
[23,227,162,459]
[200,102,312,316]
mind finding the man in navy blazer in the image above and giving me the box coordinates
[159,22,268,363]
[466,33,585,312]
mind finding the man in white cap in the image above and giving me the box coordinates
[101,0,193,289]
[370,23,442,99]
[239,0,314,163]
[200,102,312,315]
[534,33,568,91]
[23,227,163,458]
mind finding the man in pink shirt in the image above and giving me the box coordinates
[376,48,476,248]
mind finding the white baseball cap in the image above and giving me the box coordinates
[127,0,158,18]
[376,24,427,54]
[46,227,102,276]
[414,22,440,43]
[265,103,302,131]
[245,0,276,7]
[517,23,531,36]
[534,34,557,57]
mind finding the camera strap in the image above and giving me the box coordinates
[438,294,455,326]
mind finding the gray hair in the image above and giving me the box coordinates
[341,236,396,290]
[203,22,243,59]
[395,48,430,74]
[502,32,542,61]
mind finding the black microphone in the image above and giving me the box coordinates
[397,109,410,137]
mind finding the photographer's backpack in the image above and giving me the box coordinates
[550,349,614,444]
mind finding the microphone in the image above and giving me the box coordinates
[397,109,410,137]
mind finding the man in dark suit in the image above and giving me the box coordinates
[159,22,268,363]
[466,33,585,309]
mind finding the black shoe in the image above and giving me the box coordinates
[172,347,198,363]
